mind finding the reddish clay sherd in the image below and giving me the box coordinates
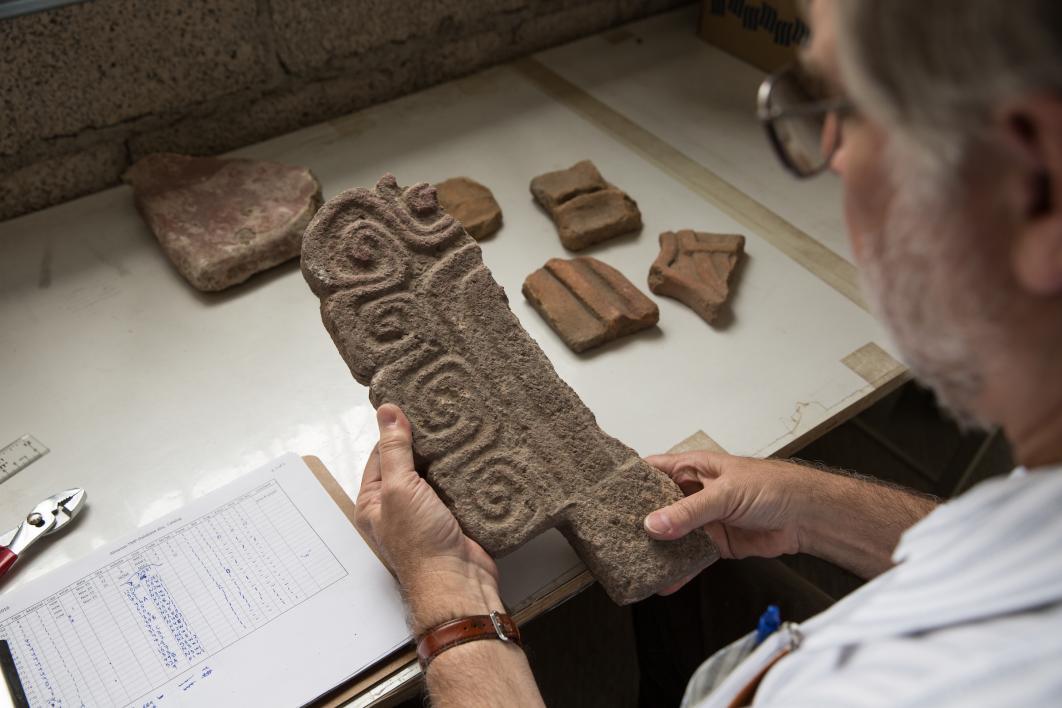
[530,160,642,250]
[523,257,659,353]
[124,153,322,291]
[301,174,717,605]
[648,230,746,324]
[434,176,502,241]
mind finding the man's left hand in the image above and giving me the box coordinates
[355,404,503,634]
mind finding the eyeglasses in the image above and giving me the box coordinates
[757,63,854,178]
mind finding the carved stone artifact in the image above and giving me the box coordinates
[648,230,746,324]
[530,160,642,250]
[434,177,502,241]
[125,153,322,291]
[301,175,717,604]
[523,257,659,353]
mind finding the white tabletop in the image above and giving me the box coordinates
[0,16,899,619]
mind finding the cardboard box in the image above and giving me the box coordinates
[698,0,809,73]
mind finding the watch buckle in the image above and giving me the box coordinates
[490,610,513,643]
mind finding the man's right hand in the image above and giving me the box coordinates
[644,451,938,589]
[644,452,808,563]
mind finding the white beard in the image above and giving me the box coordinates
[857,149,1003,429]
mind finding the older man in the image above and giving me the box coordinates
[354,0,1062,705]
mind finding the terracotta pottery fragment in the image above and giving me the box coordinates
[530,159,609,211]
[434,176,502,241]
[648,230,746,324]
[301,174,717,605]
[124,153,322,291]
[523,257,659,353]
[530,160,642,250]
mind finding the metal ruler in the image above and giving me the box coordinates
[0,435,49,484]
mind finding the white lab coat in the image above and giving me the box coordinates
[692,465,1062,707]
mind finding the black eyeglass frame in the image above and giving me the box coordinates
[757,64,854,178]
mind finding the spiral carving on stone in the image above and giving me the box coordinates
[453,453,546,551]
[396,354,499,462]
[325,292,428,383]
[361,293,421,355]
[302,212,409,300]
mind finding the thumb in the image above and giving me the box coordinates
[644,487,727,540]
[376,404,418,486]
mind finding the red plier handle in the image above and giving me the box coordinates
[0,547,15,576]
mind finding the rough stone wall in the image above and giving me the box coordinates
[0,0,692,222]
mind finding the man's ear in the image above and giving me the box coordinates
[1002,95,1062,296]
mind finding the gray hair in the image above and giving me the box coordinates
[834,1,1062,172]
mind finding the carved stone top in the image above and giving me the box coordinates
[301,175,717,604]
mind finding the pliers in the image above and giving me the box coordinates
[0,488,86,579]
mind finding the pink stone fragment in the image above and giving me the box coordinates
[124,153,322,291]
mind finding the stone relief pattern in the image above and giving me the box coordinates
[304,176,553,551]
[302,175,718,604]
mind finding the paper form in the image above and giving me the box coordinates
[0,454,411,707]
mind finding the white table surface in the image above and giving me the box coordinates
[0,15,897,627]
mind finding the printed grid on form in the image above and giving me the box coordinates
[0,480,348,708]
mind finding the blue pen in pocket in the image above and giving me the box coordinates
[755,604,782,646]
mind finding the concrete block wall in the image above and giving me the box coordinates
[0,0,693,222]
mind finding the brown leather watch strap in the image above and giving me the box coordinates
[416,611,522,669]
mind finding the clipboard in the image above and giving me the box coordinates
[0,639,29,708]
[0,453,401,708]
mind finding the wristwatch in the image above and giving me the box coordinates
[416,610,522,669]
